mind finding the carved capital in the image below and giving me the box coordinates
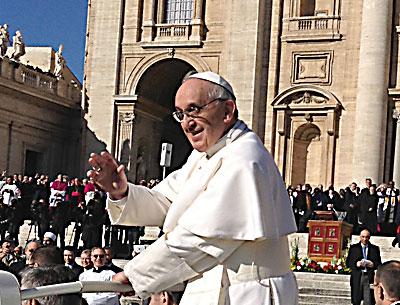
[119,111,135,123]
[393,109,400,120]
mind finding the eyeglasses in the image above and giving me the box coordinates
[172,98,223,123]
[92,254,105,259]
[370,283,379,289]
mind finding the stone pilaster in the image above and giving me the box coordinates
[351,0,392,184]
[142,0,155,42]
[393,108,400,185]
[191,0,204,40]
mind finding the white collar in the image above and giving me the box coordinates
[206,120,249,158]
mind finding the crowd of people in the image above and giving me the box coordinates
[0,235,134,305]
[287,178,400,247]
[1,171,400,255]
[0,172,160,257]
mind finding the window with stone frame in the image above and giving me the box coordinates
[282,0,342,42]
[163,0,194,24]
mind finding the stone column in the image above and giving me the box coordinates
[393,109,400,185]
[352,0,392,184]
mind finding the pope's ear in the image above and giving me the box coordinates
[223,100,236,121]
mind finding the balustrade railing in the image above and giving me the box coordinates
[156,24,190,39]
[0,58,81,104]
[0,271,139,305]
[282,15,341,41]
[19,66,57,94]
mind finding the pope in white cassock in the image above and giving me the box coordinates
[88,72,299,305]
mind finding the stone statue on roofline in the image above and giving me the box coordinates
[0,24,10,57]
[11,30,26,61]
[54,44,65,80]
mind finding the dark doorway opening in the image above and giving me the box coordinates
[25,150,43,176]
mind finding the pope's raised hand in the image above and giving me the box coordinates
[87,151,128,200]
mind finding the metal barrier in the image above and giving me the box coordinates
[0,271,139,305]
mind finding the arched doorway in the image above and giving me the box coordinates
[272,85,342,187]
[292,123,322,186]
[116,58,195,183]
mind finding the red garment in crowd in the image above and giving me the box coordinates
[84,183,95,194]
[50,180,67,191]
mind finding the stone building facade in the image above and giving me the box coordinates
[84,0,400,188]
[0,49,83,176]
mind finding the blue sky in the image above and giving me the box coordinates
[0,1,88,82]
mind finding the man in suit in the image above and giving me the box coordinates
[373,260,400,305]
[346,229,382,305]
[104,247,123,274]
[64,246,83,279]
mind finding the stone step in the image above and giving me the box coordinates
[299,302,349,305]
[295,272,351,304]
[300,287,350,296]
[298,279,350,290]
[299,300,351,305]
[299,293,351,305]
[295,272,350,282]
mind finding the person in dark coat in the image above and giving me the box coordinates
[32,179,50,241]
[104,247,123,273]
[19,176,36,220]
[323,186,341,219]
[346,229,382,305]
[296,184,313,232]
[380,181,399,236]
[391,194,400,248]
[345,183,360,233]
[358,185,378,234]
[81,192,105,249]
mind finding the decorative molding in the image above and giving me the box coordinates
[167,48,175,58]
[304,113,313,122]
[292,92,327,104]
[292,51,333,85]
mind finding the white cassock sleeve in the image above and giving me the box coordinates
[123,225,244,299]
[107,185,172,226]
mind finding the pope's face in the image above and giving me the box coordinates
[175,79,231,152]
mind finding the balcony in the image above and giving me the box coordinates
[282,15,342,42]
[156,24,190,40]
[140,21,203,48]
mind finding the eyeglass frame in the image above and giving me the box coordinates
[172,97,225,123]
[92,254,105,259]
